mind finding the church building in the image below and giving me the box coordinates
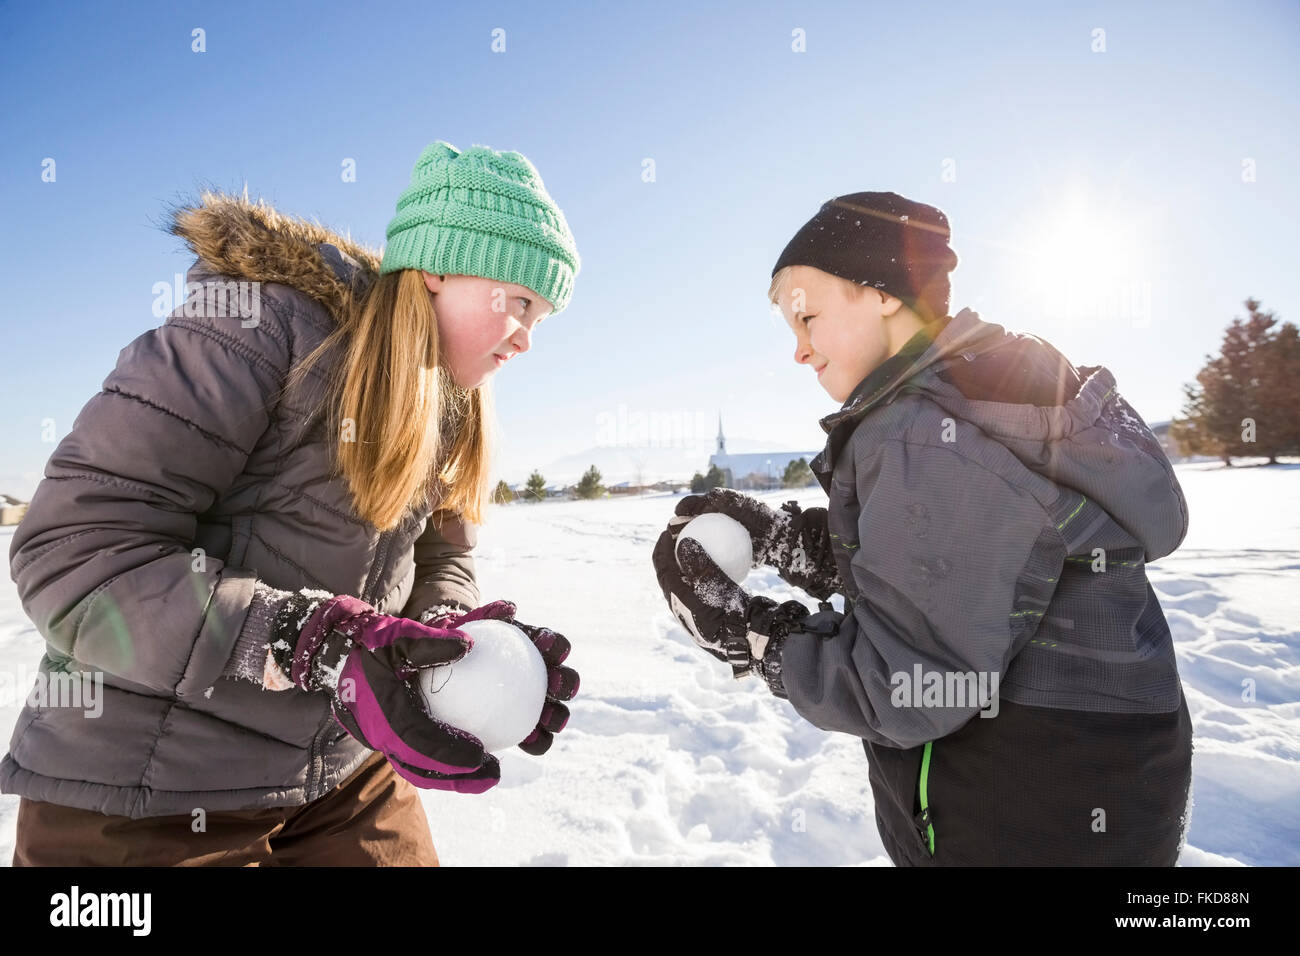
[706,416,821,490]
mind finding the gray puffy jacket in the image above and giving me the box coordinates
[2,193,480,818]
[780,306,1190,748]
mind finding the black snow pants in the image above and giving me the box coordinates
[864,690,1193,866]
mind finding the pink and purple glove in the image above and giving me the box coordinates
[271,593,499,793]
[421,600,579,755]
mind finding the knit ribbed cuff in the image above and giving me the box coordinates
[222,582,293,684]
[223,583,333,687]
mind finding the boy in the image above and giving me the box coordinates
[652,191,1193,865]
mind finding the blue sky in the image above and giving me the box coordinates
[2,0,1297,496]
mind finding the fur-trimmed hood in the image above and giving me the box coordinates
[1,191,484,821]
[160,187,385,325]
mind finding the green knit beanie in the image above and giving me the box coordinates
[379,141,580,315]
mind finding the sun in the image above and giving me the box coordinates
[1026,194,1139,290]
[1010,181,1158,327]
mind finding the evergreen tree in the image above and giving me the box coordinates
[491,480,515,504]
[1170,299,1294,465]
[782,457,814,487]
[1255,318,1300,463]
[576,465,605,499]
[690,471,707,493]
[525,470,547,502]
[705,464,727,489]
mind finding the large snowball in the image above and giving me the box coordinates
[418,618,548,753]
[675,512,753,585]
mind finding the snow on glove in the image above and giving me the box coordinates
[270,593,500,794]
[420,599,580,756]
[652,516,823,680]
[675,488,841,600]
[653,506,845,682]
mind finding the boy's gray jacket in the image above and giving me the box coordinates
[2,193,481,818]
[782,308,1190,749]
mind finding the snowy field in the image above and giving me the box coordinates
[0,460,1296,866]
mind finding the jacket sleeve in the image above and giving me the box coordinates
[399,508,481,619]
[776,435,1062,749]
[8,286,297,700]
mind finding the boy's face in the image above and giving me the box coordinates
[423,271,553,389]
[774,265,899,404]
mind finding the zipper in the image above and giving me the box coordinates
[307,712,324,799]
[361,526,396,608]
[918,740,935,856]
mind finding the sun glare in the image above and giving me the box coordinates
[1014,184,1157,327]
[1029,198,1138,289]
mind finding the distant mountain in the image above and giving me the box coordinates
[499,436,823,487]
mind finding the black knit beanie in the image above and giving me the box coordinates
[771,191,959,322]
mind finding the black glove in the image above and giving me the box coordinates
[747,599,845,699]
[674,489,841,600]
[652,514,842,687]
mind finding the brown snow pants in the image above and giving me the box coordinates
[10,751,440,866]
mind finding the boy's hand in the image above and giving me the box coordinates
[674,489,841,600]
[652,520,831,680]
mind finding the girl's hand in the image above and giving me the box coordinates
[272,593,500,793]
[420,600,579,755]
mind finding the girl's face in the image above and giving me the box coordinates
[774,265,905,404]
[422,271,553,389]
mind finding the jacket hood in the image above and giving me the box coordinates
[161,187,385,324]
[815,307,1189,560]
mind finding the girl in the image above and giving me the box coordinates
[3,141,580,866]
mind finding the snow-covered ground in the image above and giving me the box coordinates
[0,460,1296,865]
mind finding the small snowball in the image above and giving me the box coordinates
[676,513,753,585]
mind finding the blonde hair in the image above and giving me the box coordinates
[768,264,873,309]
[277,268,494,532]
